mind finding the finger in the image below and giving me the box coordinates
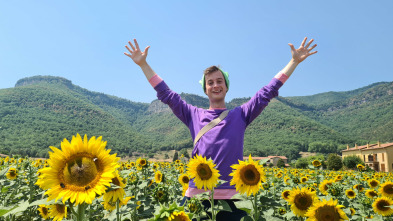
[309,51,318,55]
[308,44,317,51]
[300,37,307,47]
[305,39,314,48]
[128,41,136,51]
[288,43,296,51]
[124,52,132,58]
[125,45,133,54]
[134,39,141,51]
[144,46,150,55]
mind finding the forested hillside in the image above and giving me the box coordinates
[0,75,392,160]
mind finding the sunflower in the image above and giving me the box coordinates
[6,168,17,180]
[380,181,393,198]
[357,164,365,171]
[353,184,364,192]
[167,210,191,221]
[369,179,380,188]
[301,177,308,183]
[350,208,356,216]
[187,154,220,191]
[345,189,356,199]
[155,171,164,184]
[372,197,393,216]
[178,174,190,186]
[37,204,50,219]
[365,189,378,198]
[312,160,321,168]
[136,158,148,169]
[305,198,348,221]
[319,180,334,196]
[48,204,67,221]
[282,189,291,201]
[188,197,202,214]
[102,196,132,212]
[229,155,265,196]
[287,187,318,217]
[153,186,169,204]
[35,134,120,205]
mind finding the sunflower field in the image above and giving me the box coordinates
[1,134,393,220]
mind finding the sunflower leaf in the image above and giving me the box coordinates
[240,215,253,221]
[0,167,10,177]
[216,200,232,212]
[234,200,253,210]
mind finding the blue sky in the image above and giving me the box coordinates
[1,1,392,103]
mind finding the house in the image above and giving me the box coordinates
[243,156,289,167]
[341,141,393,172]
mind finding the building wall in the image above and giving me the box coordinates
[361,148,387,172]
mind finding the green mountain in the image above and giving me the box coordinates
[0,75,392,160]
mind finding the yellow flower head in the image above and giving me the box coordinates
[178,174,190,186]
[48,204,67,221]
[288,187,318,217]
[305,198,349,221]
[312,160,321,167]
[345,189,356,199]
[380,181,393,198]
[37,205,50,220]
[6,168,17,180]
[166,210,190,221]
[155,171,164,184]
[187,154,220,191]
[319,180,334,196]
[365,189,379,198]
[373,197,393,217]
[35,134,120,205]
[368,179,380,188]
[229,155,265,196]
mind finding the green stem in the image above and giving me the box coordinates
[76,203,86,221]
[253,194,258,221]
[116,200,120,221]
[210,188,216,221]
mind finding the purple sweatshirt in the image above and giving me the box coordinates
[153,76,284,193]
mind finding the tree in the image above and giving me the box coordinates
[172,151,179,162]
[295,158,309,169]
[327,154,343,171]
[277,159,286,168]
[179,148,190,159]
[343,155,364,169]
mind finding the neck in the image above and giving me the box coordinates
[209,100,226,110]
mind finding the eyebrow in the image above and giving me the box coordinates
[207,77,224,81]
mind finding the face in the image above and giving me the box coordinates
[205,70,228,102]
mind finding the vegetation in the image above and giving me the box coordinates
[1,75,393,161]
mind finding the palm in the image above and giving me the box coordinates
[124,39,150,66]
[289,37,317,63]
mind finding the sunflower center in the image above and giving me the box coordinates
[55,204,66,213]
[42,207,48,215]
[316,206,341,221]
[196,163,212,180]
[182,176,190,184]
[294,193,313,211]
[9,171,16,176]
[240,165,260,186]
[112,177,121,186]
[348,191,355,197]
[369,191,378,197]
[64,156,99,187]
[377,200,390,211]
[370,181,378,187]
[384,184,393,194]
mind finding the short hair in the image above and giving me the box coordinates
[202,65,228,92]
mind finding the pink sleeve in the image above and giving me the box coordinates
[148,74,163,87]
[274,72,289,84]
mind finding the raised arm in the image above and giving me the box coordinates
[280,37,318,78]
[124,39,156,81]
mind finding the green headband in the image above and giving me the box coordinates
[199,69,230,92]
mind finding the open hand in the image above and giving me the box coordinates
[288,37,317,63]
[124,39,150,66]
